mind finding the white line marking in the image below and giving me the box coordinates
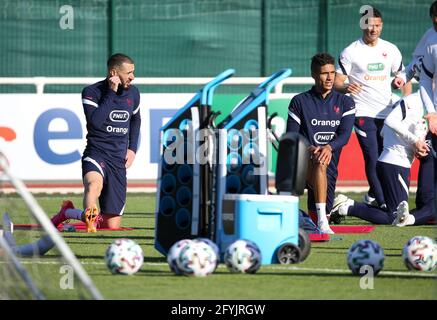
[2,261,435,278]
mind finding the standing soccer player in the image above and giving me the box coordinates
[286,53,356,234]
[420,29,437,218]
[51,53,141,232]
[334,7,405,210]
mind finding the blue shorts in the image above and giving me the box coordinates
[82,154,126,216]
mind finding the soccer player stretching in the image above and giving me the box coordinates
[331,92,431,226]
[51,53,141,232]
[286,53,356,234]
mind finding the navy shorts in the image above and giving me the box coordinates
[82,154,127,216]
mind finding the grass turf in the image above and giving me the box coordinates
[1,192,437,300]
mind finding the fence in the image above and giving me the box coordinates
[0,0,431,94]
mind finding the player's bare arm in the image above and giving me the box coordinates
[334,73,362,95]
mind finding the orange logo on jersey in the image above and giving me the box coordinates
[364,74,387,81]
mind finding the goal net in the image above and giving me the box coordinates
[0,151,102,300]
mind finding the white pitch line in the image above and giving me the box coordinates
[264,265,437,278]
[2,260,436,278]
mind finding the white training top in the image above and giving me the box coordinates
[379,91,427,168]
[399,27,435,83]
[337,38,404,119]
[420,31,437,114]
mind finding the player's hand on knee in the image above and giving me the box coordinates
[316,145,332,166]
[308,146,321,163]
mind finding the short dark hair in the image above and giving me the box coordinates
[107,53,134,69]
[430,1,437,17]
[360,6,382,19]
[311,53,335,74]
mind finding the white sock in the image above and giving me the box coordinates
[65,208,84,221]
[316,203,328,225]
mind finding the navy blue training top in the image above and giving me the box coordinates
[286,87,355,168]
[81,79,141,168]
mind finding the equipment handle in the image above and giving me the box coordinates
[201,69,235,106]
[257,208,283,215]
[257,68,292,95]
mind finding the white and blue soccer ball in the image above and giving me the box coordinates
[175,240,218,277]
[194,238,220,270]
[167,239,193,275]
[402,236,437,272]
[224,239,262,274]
[347,239,385,276]
[104,238,144,275]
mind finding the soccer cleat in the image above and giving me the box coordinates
[329,210,345,225]
[392,201,414,227]
[331,194,349,215]
[51,200,74,227]
[330,194,354,224]
[84,206,99,233]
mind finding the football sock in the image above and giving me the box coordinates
[15,235,55,256]
[316,203,328,225]
[65,208,84,221]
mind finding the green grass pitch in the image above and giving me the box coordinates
[3,192,437,300]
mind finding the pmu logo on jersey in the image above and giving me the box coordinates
[110,110,130,122]
[367,63,385,72]
[314,132,335,145]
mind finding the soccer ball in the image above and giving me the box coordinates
[347,239,385,275]
[104,238,144,275]
[402,236,437,272]
[176,241,217,277]
[224,239,262,274]
[194,238,220,270]
[167,239,193,275]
